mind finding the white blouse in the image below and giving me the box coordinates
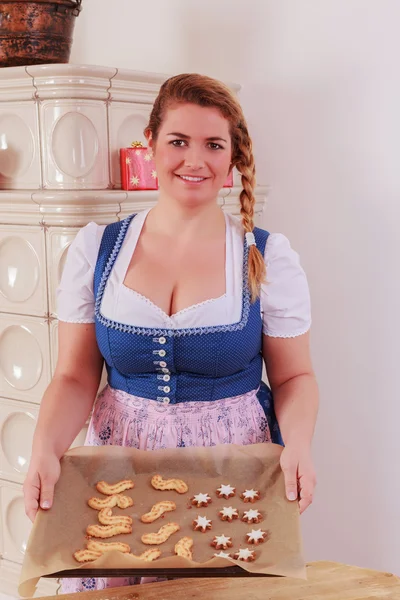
[57,209,311,337]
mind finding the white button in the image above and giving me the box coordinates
[163,386,170,393]
[162,368,170,374]
[160,361,167,367]
[163,397,170,404]
[163,375,170,382]
[159,350,166,357]
[159,337,166,344]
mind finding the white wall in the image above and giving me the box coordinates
[71,0,400,574]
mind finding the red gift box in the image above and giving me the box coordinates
[120,142,233,190]
[120,142,158,190]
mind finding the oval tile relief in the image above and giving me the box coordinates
[0,236,40,303]
[52,112,98,178]
[6,496,31,555]
[1,411,36,473]
[0,114,35,179]
[0,325,43,390]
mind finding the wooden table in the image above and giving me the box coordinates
[40,561,400,599]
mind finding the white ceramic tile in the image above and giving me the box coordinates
[40,99,109,189]
[0,225,47,317]
[49,319,58,376]
[0,101,41,190]
[0,398,38,485]
[0,315,51,404]
[108,102,151,187]
[0,480,31,565]
[46,227,80,317]
[0,555,58,597]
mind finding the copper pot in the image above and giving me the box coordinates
[0,0,82,68]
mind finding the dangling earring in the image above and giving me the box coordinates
[220,186,231,209]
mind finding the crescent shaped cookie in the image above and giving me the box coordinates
[140,500,176,523]
[174,536,194,560]
[73,549,102,563]
[129,548,162,562]
[88,494,134,511]
[151,474,188,494]
[98,508,133,526]
[141,522,180,545]
[96,480,134,496]
[87,540,131,554]
[86,523,132,538]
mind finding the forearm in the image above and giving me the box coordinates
[32,374,96,459]
[273,373,319,447]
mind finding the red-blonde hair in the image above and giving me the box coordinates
[144,73,266,301]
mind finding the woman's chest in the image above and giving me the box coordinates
[122,233,226,318]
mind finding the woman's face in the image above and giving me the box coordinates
[149,103,232,207]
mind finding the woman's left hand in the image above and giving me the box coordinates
[280,444,316,514]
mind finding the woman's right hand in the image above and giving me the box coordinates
[23,453,61,523]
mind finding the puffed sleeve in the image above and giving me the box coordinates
[260,233,311,337]
[56,222,105,323]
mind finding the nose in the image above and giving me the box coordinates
[183,147,205,171]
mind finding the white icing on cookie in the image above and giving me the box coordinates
[247,528,266,542]
[235,548,255,561]
[193,493,211,504]
[213,534,232,548]
[217,484,235,497]
[194,515,212,531]
[242,489,259,500]
[220,506,238,519]
[214,551,231,559]
[243,509,261,522]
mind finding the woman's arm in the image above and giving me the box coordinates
[262,331,318,513]
[24,322,103,520]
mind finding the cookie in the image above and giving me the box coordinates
[87,540,131,554]
[73,549,101,563]
[233,548,256,562]
[151,475,188,494]
[213,550,232,559]
[216,484,236,499]
[96,480,134,496]
[246,528,269,545]
[240,489,261,503]
[140,500,176,523]
[129,548,161,561]
[191,493,212,508]
[174,536,194,560]
[141,522,180,545]
[88,494,133,511]
[193,515,212,532]
[211,534,232,550]
[219,506,239,522]
[86,523,132,538]
[98,508,132,526]
[241,509,263,524]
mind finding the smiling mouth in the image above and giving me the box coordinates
[176,174,208,183]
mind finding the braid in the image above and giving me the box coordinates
[234,125,266,302]
[144,73,267,301]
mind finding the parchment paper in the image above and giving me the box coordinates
[19,443,305,597]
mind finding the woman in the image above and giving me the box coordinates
[23,73,318,592]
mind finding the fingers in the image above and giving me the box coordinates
[39,472,57,510]
[298,471,316,514]
[23,472,40,523]
[280,453,298,502]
